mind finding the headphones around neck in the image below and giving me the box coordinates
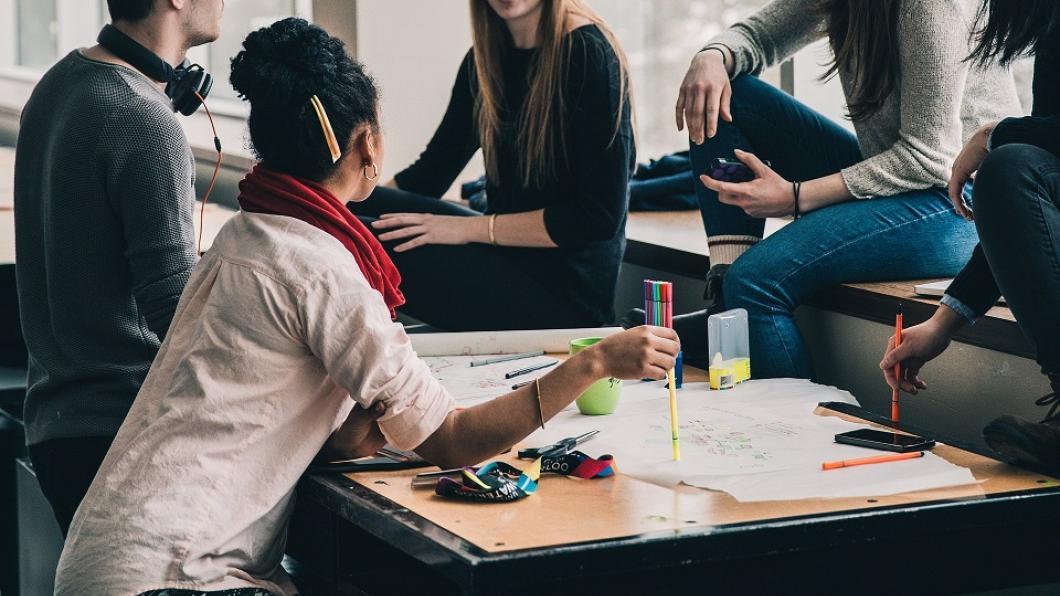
[97,24,213,116]
[97,24,223,255]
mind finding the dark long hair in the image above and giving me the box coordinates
[469,0,631,188]
[969,0,1060,65]
[820,0,902,122]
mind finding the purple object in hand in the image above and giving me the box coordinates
[708,157,771,183]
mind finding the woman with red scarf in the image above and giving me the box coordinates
[53,19,679,596]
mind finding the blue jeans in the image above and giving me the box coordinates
[690,75,979,379]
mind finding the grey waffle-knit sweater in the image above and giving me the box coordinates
[708,0,1022,198]
[14,51,197,445]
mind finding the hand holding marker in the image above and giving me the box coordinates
[645,279,680,461]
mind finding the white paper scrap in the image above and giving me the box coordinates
[686,451,978,502]
[424,354,558,406]
[522,379,979,502]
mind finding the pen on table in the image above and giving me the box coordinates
[470,350,545,367]
[517,430,600,459]
[505,360,558,380]
[822,450,923,470]
[512,379,534,390]
[411,467,465,487]
[892,305,904,423]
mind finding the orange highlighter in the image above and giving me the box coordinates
[822,451,924,470]
[891,305,904,423]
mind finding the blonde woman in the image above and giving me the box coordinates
[349,0,634,331]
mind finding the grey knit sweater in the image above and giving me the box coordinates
[14,51,197,445]
[709,0,1022,198]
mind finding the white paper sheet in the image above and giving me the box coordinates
[424,354,559,406]
[523,379,979,502]
[409,327,622,357]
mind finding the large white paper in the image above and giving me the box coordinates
[409,327,622,357]
[523,379,979,502]
[424,354,559,406]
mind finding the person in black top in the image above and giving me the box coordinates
[346,0,634,331]
[880,0,1060,472]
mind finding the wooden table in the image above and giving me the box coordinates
[288,366,1060,595]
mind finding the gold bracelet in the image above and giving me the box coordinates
[488,213,498,246]
[534,378,546,430]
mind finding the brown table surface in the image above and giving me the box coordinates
[342,365,1058,554]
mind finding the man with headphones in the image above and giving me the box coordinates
[13,0,223,535]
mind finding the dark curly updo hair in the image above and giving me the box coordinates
[230,18,380,181]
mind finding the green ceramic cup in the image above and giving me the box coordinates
[570,337,622,415]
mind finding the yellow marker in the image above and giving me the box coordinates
[667,368,680,461]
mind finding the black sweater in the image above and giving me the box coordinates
[944,28,1060,317]
[394,25,634,326]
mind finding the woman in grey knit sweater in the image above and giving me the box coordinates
[671,0,1020,379]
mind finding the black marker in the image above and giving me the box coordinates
[504,360,558,380]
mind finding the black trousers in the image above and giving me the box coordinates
[349,186,594,331]
[138,585,275,589]
[28,435,114,536]
[975,144,1060,377]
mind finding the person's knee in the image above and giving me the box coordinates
[723,252,786,311]
[973,144,1053,217]
[729,73,765,97]
[688,75,773,156]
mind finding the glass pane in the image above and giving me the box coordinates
[16,0,58,69]
[591,0,768,160]
[206,0,300,100]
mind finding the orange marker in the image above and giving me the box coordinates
[891,305,904,423]
[822,450,923,470]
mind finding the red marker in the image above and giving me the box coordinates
[891,305,904,423]
[823,450,923,470]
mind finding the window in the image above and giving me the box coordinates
[0,0,104,72]
[189,0,312,103]
[592,0,770,161]
[15,0,58,69]
[0,0,308,93]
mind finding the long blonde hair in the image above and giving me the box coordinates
[469,0,632,188]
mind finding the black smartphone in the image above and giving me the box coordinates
[834,429,935,453]
[708,157,771,183]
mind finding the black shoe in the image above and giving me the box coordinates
[1037,389,1060,422]
[703,263,730,309]
[618,308,647,330]
[982,389,1060,473]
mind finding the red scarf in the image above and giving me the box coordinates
[237,165,404,318]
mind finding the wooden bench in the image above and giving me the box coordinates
[624,209,1030,358]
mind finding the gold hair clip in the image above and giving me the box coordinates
[308,94,342,164]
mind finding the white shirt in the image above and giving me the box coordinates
[55,212,455,595]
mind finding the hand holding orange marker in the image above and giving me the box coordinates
[891,305,904,423]
[822,450,924,470]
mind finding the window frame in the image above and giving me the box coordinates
[0,0,323,156]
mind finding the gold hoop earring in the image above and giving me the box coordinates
[363,163,379,181]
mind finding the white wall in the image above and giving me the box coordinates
[791,39,850,130]
[355,1,481,193]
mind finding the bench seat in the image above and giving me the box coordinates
[624,210,1028,358]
